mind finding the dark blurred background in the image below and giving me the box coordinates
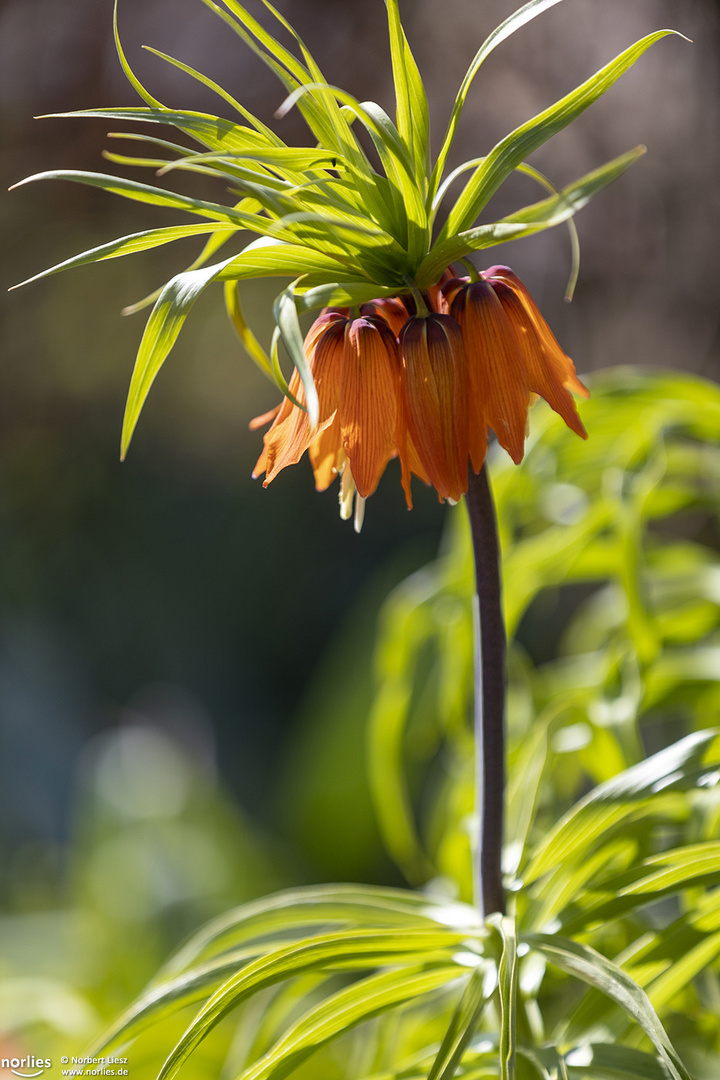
[0,0,718,936]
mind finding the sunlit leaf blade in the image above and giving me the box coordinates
[429,0,570,198]
[120,257,235,459]
[524,729,720,884]
[122,200,263,315]
[113,0,163,109]
[10,223,236,290]
[385,0,430,184]
[224,281,273,379]
[563,1042,677,1079]
[418,146,645,287]
[426,963,492,1080]
[44,107,279,153]
[255,0,379,187]
[525,935,693,1080]
[432,160,580,301]
[161,146,346,172]
[440,30,677,238]
[216,241,362,281]
[294,281,398,311]
[276,84,420,252]
[153,928,473,1080]
[119,239,364,458]
[160,884,467,976]
[556,842,720,934]
[273,287,318,427]
[197,0,380,210]
[494,917,518,1080]
[141,46,282,143]
[565,889,720,1041]
[11,169,269,228]
[237,964,462,1080]
[88,943,297,1056]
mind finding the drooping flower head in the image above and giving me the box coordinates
[12,0,676,524]
[253,264,588,524]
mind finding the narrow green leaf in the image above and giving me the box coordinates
[10,223,235,290]
[269,325,305,410]
[88,941,297,1057]
[440,30,677,238]
[525,934,693,1080]
[238,964,461,1080]
[418,147,644,287]
[118,237,363,458]
[564,889,720,1040]
[113,0,163,109]
[294,282,398,312]
[160,884,469,977]
[43,107,277,153]
[120,257,235,459]
[224,281,273,380]
[256,0,376,182]
[198,0,377,197]
[385,0,430,184]
[427,964,492,1080]
[494,917,518,1080]
[563,1043,675,1079]
[122,197,261,315]
[277,84,419,248]
[524,729,720,884]
[273,287,318,427]
[11,169,269,228]
[141,46,282,144]
[202,240,359,281]
[644,928,720,1016]
[431,157,580,298]
[429,0,569,198]
[154,928,472,1080]
[162,146,345,172]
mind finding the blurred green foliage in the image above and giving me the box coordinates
[368,367,720,894]
[3,368,720,1078]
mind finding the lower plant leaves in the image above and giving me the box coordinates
[426,961,494,1080]
[494,916,519,1080]
[523,729,720,885]
[563,1042,675,1079]
[524,934,693,1080]
[237,963,462,1080]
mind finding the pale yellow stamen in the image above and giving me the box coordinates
[354,494,366,534]
[339,458,356,521]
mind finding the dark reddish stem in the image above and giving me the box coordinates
[464,464,506,918]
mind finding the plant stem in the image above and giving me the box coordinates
[465,464,506,918]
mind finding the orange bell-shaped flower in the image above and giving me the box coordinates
[399,313,469,504]
[482,265,588,438]
[253,265,588,523]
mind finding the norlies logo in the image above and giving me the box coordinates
[1,1058,52,1078]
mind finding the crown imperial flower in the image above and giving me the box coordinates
[253,266,588,525]
[12,0,672,528]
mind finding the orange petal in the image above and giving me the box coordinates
[400,314,469,503]
[484,266,589,399]
[248,403,282,432]
[441,276,470,308]
[360,298,409,337]
[490,278,587,440]
[339,316,401,498]
[254,311,347,485]
[429,267,457,314]
[308,413,343,490]
[451,281,529,466]
[395,388,431,509]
